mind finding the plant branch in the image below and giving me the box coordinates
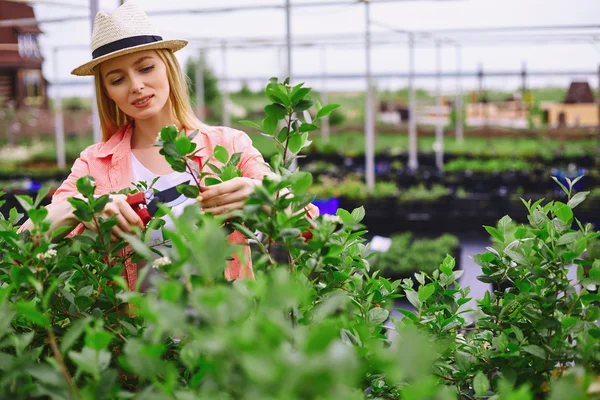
[47,327,79,398]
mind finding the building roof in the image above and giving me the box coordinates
[564,81,595,104]
[0,1,43,68]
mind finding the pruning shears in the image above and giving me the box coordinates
[125,181,194,226]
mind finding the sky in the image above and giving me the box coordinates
[29,0,600,98]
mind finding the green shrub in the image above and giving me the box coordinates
[372,233,459,276]
[0,80,598,399]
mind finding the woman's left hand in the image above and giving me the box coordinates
[198,177,260,215]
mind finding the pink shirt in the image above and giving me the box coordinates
[51,122,318,290]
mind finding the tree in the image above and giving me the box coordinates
[185,57,220,107]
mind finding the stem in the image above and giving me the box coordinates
[185,160,202,190]
[103,324,128,343]
[281,114,294,174]
[92,213,113,270]
[434,373,460,383]
[48,327,79,398]
[113,288,121,329]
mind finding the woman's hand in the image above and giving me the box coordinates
[81,194,145,241]
[198,177,260,215]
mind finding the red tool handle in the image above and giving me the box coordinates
[126,192,152,226]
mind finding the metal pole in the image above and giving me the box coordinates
[285,0,292,80]
[408,32,418,171]
[435,41,444,171]
[53,47,66,169]
[321,45,330,143]
[478,63,486,127]
[364,0,375,191]
[455,43,464,142]
[221,41,230,127]
[597,65,600,150]
[521,61,527,120]
[90,0,101,143]
[195,48,205,120]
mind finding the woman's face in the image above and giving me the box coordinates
[99,50,170,120]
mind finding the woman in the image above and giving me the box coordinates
[19,1,317,290]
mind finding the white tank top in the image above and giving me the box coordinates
[131,153,197,252]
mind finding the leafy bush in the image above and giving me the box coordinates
[444,158,534,173]
[372,233,459,277]
[398,184,449,203]
[0,79,599,399]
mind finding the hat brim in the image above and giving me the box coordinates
[71,39,188,76]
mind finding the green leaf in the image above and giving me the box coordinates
[366,307,389,326]
[238,120,263,131]
[160,125,178,142]
[15,194,33,212]
[188,129,199,141]
[69,348,111,378]
[340,329,361,346]
[484,225,504,242]
[291,87,311,103]
[176,184,200,199]
[205,177,222,186]
[206,162,222,175]
[554,203,573,223]
[291,172,312,194]
[299,123,319,133]
[93,195,110,214]
[293,100,314,112]
[262,116,279,136]
[33,184,52,208]
[522,344,546,359]
[264,104,287,119]
[228,152,242,167]
[552,176,569,196]
[175,136,192,155]
[14,302,50,328]
[27,208,48,225]
[288,134,303,154]
[213,145,229,164]
[351,206,365,224]
[28,364,66,388]
[473,371,490,396]
[61,317,92,353]
[568,191,589,208]
[76,176,96,197]
[557,232,580,246]
[418,284,435,303]
[405,290,421,309]
[221,165,241,182]
[120,232,154,260]
[336,209,353,225]
[514,226,528,239]
[85,327,113,351]
[561,317,578,328]
[316,104,340,119]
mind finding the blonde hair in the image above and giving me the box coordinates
[93,49,206,142]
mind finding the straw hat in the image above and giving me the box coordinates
[71,1,187,76]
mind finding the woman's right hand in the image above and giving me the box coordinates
[81,194,145,242]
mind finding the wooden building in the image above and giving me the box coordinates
[542,82,598,127]
[0,0,47,109]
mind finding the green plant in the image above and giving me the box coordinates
[328,108,346,126]
[398,184,449,203]
[372,233,459,277]
[1,79,599,399]
[185,57,220,108]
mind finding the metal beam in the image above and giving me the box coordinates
[364,0,375,191]
[90,0,101,143]
[407,32,418,171]
[51,68,599,87]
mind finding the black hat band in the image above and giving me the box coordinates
[92,35,163,59]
